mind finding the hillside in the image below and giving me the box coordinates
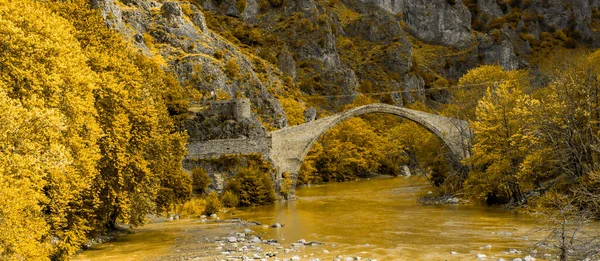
[94,0,600,133]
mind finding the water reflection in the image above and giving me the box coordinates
[228,176,541,260]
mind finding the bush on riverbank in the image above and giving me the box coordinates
[203,192,223,215]
[192,167,211,194]
[220,190,240,208]
[177,198,207,217]
[225,165,276,207]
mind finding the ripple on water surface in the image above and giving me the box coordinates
[75,176,547,260]
[231,176,543,260]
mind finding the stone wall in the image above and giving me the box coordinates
[184,137,271,165]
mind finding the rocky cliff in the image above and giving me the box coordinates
[92,0,600,139]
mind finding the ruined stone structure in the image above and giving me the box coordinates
[185,103,472,182]
[208,98,252,122]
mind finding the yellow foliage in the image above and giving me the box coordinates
[279,97,306,126]
[465,82,540,202]
[443,65,529,120]
[0,0,192,258]
[176,198,207,218]
[0,88,57,260]
[224,58,241,79]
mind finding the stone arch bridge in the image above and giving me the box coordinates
[185,103,472,182]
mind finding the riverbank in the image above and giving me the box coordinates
[73,217,373,261]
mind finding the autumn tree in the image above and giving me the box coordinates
[465,82,540,204]
[444,65,530,121]
[0,1,103,257]
[0,1,192,258]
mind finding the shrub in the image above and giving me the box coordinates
[203,192,222,215]
[224,59,241,79]
[225,166,276,207]
[487,17,507,30]
[214,50,224,59]
[178,197,207,217]
[237,0,247,13]
[519,33,537,43]
[280,172,295,199]
[220,190,239,208]
[192,167,211,194]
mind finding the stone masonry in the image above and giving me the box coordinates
[185,103,472,190]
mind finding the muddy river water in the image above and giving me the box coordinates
[75,176,549,260]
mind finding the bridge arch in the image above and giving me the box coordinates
[268,103,472,176]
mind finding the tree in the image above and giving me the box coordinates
[444,65,530,121]
[0,1,102,257]
[192,168,212,194]
[225,165,276,207]
[465,82,540,204]
[532,191,600,261]
[0,1,192,258]
[0,88,61,260]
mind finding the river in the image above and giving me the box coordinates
[75,176,547,260]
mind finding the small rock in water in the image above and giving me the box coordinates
[484,245,492,250]
[227,237,237,243]
[210,213,217,219]
[450,251,458,255]
[496,259,506,261]
[512,259,523,261]
[244,228,253,234]
[323,250,329,254]
[272,223,282,228]
[298,239,307,244]
[476,254,487,259]
[291,255,301,260]
[522,256,535,261]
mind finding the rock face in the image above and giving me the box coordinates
[358,0,473,47]
[92,0,288,141]
[93,0,600,143]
